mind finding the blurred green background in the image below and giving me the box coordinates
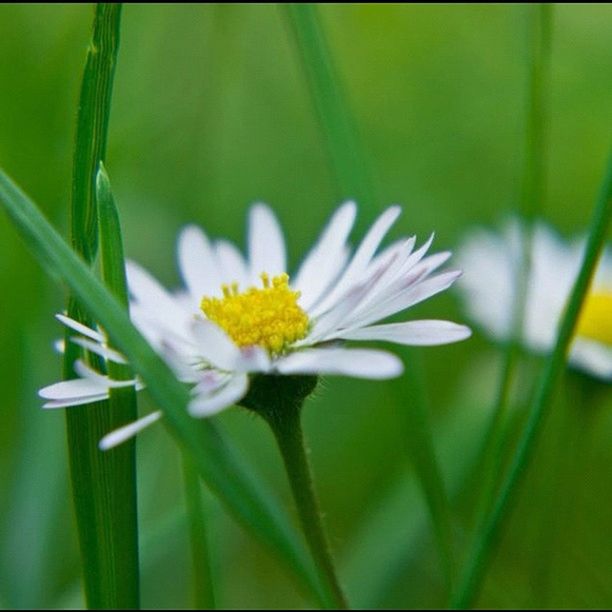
[1,3,611,609]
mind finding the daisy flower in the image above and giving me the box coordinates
[40,201,471,447]
[457,219,612,380]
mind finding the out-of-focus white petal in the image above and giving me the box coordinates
[178,225,222,302]
[570,339,612,381]
[335,320,472,346]
[294,201,357,310]
[99,412,163,450]
[216,240,249,287]
[188,373,249,417]
[248,203,286,280]
[276,347,403,379]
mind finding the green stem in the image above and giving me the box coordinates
[62,5,136,609]
[284,3,376,210]
[263,404,349,610]
[182,455,216,610]
[450,152,612,609]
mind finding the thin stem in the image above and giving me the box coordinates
[451,152,612,609]
[182,455,216,610]
[263,404,349,610]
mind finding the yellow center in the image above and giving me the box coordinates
[575,290,612,346]
[200,273,309,355]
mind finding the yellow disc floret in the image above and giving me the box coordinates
[576,290,612,346]
[201,273,309,355]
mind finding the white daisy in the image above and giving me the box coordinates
[457,219,612,380]
[40,201,471,447]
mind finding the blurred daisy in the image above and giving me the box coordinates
[457,219,612,380]
[40,202,471,448]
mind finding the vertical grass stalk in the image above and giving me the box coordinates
[182,456,217,609]
[95,165,140,607]
[451,153,612,609]
[61,5,139,608]
[284,3,375,209]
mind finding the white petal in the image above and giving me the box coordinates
[56,314,105,343]
[178,225,222,301]
[188,373,249,417]
[42,394,110,409]
[234,345,272,373]
[276,348,403,379]
[126,260,191,326]
[309,205,402,317]
[294,201,357,310]
[350,270,462,329]
[248,203,286,280]
[99,411,163,450]
[335,320,472,346]
[70,336,127,364]
[39,377,108,400]
[191,318,241,370]
[216,240,249,287]
[570,339,612,381]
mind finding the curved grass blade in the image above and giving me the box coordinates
[0,169,331,608]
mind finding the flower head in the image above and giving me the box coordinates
[40,201,471,447]
[457,219,612,380]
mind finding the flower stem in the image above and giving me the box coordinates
[263,403,349,610]
[450,152,612,609]
[182,455,216,610]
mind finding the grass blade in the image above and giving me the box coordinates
[182,455,216,609]
[61,5,141,608]
[451,152,612,609]
[95,164,140,607]
[0,169,330,608]
[284,3,376,209]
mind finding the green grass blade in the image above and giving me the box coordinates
[0,169,330,608]
[451,152,612,609]
[284,3,376,209]
[71,3,122,262]
[182,455,216,609]
[62,5,138,608]
[95,164,140,607]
